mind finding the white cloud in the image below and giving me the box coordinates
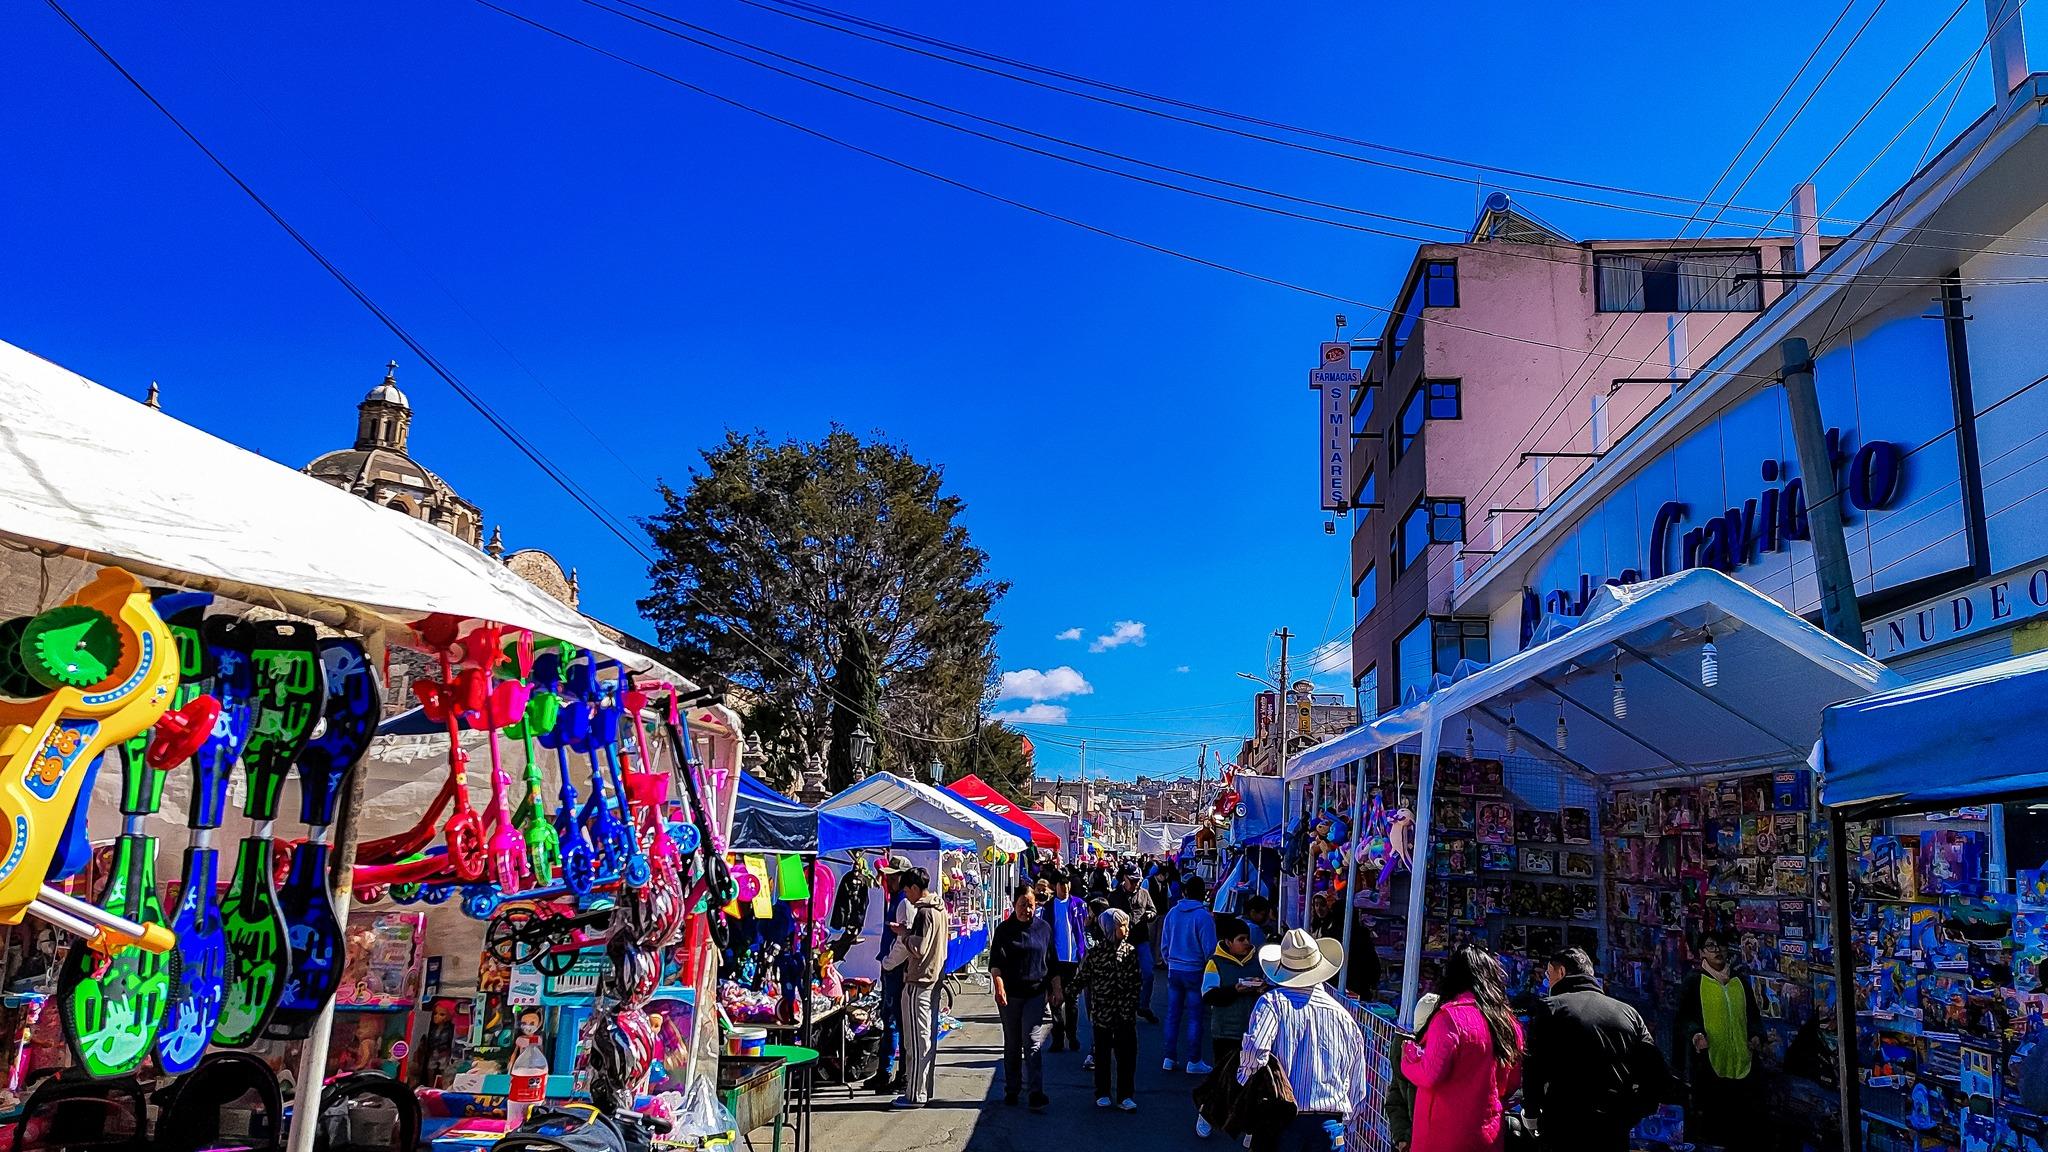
[1089,620,1148,652]
[1054,627,1083,642]
[1175,665,1191,673]
[1305,638,1351,677]
[996,666,1094,702]
[988,703,1069,725]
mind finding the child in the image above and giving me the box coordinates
[1193,915,1265,1138]
[1071,908,1144,1111]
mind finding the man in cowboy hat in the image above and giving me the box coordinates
[865,852,913,1094]
[1237,928,1371,1152]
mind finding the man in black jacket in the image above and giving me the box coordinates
[1524,948,1666,1152]
[1109,871,1160,1022]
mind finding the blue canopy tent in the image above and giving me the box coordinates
[941,785,1037,850]
[879,809,972,852]
[1820,648,2048,812]
[1231,775,1285,848]
[730,771,893,855]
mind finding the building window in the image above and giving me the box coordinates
[1395,386,1427,460]
[1424,260,1458,308]
[1395,499,1431,575]
[1427,498,1466,543]
[1425,379,1461,419]
[1351,381,1380,437]
[1432,618,1490,674]
[1353,565,1377,625]
[1356,665,1379,722]
[1395,617,1431,700]
[1594,250,1762,312]
[1353,468,1376,511]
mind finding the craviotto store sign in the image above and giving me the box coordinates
[1862,565,2048,661]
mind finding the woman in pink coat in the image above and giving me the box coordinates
[1399,945,1525,1152]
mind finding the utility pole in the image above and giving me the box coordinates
[1271,627,1293,927]
[1782,338,1864,648]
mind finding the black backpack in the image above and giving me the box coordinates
[152,1052,283,1152]
[492,1106,663,1152]
[314,1072,421,1152]
[8,1074,149,1152]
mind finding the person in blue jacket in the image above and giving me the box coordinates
[1159,875,1219,1073]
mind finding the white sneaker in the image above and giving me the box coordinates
[1119,1099,1138,1112]
[1196,1117,1213,1138]
[1096,1097,1114,1108]
[1082,1055,1095,1070]
[1161,1058,1177,1072]
[1187,1060,1214,1075]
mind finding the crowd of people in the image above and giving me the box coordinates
[978,852,1761,1147]
[876,851,1751,1152]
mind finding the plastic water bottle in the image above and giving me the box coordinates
[509,1038,549,1125]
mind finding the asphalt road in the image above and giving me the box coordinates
[808,978,1213,1152]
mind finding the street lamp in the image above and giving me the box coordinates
[743,730,763,768]
[928,758,945,786]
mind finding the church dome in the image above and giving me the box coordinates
[365,380,409,409]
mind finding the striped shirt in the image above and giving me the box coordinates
[1238,986,1371,1118]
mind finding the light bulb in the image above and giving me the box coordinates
[1612,671,1628,720]
[1702,635,1719,688]
[1504,708,1518,755]
[1555,703,1568,752]
[1464,725,1476,761]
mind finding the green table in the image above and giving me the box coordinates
[718,1056,788,1152]
[763,1045,820,1152]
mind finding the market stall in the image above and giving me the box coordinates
[945,775,1061,852]
[823,775,1023,979]
[1288,568,1902,1151]
[1818,649,2048,1152]
[0,338,750,1151]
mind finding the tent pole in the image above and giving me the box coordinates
[1399,717,1441,1026]
[1339,752,1369,995]
[287,727,370,1152]
[1829,809,1863,1152]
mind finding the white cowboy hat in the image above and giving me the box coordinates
[1258,928,1344,989]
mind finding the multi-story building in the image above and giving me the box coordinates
[1450,58,2048,686]
[1345,200,1814,716]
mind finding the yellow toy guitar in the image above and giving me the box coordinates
[0,568,180,955]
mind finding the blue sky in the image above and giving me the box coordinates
[1,0,2012,779]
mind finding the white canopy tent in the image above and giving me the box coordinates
[824,772,1028,855]
[0,338,669,673]
[1137,821,1196,855]
[1284,568,1904,1021]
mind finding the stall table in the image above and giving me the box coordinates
[718,1055,789,1152]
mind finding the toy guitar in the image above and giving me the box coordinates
[267,636,382,1040]
[157,610,256,1074]
[215,620,323,1047]
[0,569,181,955]
[57,588,218,1079]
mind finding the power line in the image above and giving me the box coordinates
[43,0,979,746]
[475,0,1795,385]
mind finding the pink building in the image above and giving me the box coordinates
[1347,196,1815,716]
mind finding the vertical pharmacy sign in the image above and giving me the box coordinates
[1312,343,1359,511]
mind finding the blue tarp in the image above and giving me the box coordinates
[1822,648,2048,809]
[731,772,893,854]
[881,809,972,851]
[942,785,1036,849]
[1233,774,1284,848]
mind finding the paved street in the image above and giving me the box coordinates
[811,980,1208,1152]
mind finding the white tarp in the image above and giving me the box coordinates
[824,772,1027,854]
[1280,567,1904,1023]
[1137,821,1196,855]
[0,338,662,670]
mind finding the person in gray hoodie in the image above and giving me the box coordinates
[1158,875,1219,1073]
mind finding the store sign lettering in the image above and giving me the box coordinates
[1521,429,1904,645]
[1864,565,2048,660]
[1649,429,1904,578]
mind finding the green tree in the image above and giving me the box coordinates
[639,429,1007,793]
